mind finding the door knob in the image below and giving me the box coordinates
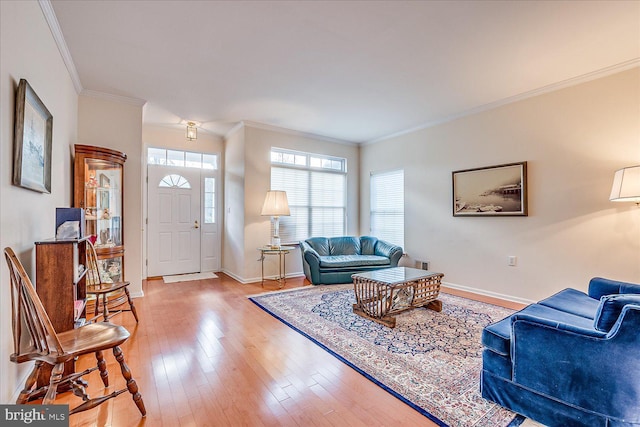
[194,220,199,229]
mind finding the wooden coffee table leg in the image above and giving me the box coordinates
[424,299,442,312]
[352,304,397,328]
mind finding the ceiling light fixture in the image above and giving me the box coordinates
[186,121,197,141]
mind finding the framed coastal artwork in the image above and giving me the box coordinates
[452,161,528,217]
[13,79,53,193]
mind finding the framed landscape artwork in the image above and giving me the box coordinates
[13,79,53,193]
[452,161,528,217]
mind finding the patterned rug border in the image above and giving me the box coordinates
[249,285,525,427]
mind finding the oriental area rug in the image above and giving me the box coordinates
[249,284,525,427]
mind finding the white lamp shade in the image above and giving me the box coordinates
[610,166,640,202]
[261,190,290,216]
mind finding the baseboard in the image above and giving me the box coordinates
[11,363,34,403]
[443,281,536,305]
[130,290,144,299]
[221,269,250,284]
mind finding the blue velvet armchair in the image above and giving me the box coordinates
[481,277,640,426]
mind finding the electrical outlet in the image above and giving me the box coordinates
[508,256,517,267]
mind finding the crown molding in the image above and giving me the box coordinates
[39,0,146,107]
[242,120,358,146]
[81,89,147,107]
[39,0,83,94]
[366,59,640,145]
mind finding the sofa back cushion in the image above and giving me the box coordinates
[594,294,640,332]
[328,236,360,255]
[305,237,330,256]
[359,236,378,255]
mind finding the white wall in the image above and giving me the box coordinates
[142,125,224,153]
[0,1,79,403]
[361,68,640,302]
[223,125,246,281]
[223,123,359,283]
[78,95,144,297]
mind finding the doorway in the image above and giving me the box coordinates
[147,159,220,277]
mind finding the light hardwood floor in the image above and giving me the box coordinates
[52,273,525,427]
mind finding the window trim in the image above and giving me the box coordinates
[270,148,348,243]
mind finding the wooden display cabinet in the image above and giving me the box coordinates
[74,144,127,311]
[35,238,88,389]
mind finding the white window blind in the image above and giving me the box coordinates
[370,169,404,247]
[270,149,346,243]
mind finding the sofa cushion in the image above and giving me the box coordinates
[482,303,595,356]
[319,255,390,268]
[360,236,378,255]
[594,294,640,332]
[538,288,600,320]
[328,237,360,255]
[306,237,330,255]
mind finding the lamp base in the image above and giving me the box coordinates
[270,236,281,249]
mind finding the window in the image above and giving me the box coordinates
[204,177,215,224]
[159,174,191,189]
[370,169,404,247]
[147,148,218,170]
[270,148,346,243]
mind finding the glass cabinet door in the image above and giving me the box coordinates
[96,255,123,283]
[83,159,123,249]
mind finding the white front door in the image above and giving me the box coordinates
[148,166,201,276]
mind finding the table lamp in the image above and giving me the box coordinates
[610,165,640,206]
[261,190,290,248]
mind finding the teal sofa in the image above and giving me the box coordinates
[300,236,403,285]
[481,277,640,426]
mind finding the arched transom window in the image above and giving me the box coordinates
[158,174,191,189]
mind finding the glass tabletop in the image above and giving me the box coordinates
[258,245,295,252]
[352,267,441,285]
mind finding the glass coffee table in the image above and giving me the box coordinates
[352,267,444,328]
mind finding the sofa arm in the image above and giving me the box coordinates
[588,277,640,299]
[374,240,403,266]
[300,241,321,284]
[300,241,320,265]
[511,307,640,421]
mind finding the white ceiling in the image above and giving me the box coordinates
[50,0,640,143]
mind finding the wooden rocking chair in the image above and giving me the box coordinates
[86,239,139,323]
[4,247,146,416]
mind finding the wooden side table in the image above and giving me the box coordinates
[257,246,294,288]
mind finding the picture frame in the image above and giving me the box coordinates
[452,161,528,217]
[13,79,53,193]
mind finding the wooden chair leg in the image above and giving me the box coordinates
[43,363,64,405]
[94,295,100,317]
[102,294,110,322]
[113,346,146,416]
[16,361,43,404]
[123,287,139,323]
[96,350,109,387]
